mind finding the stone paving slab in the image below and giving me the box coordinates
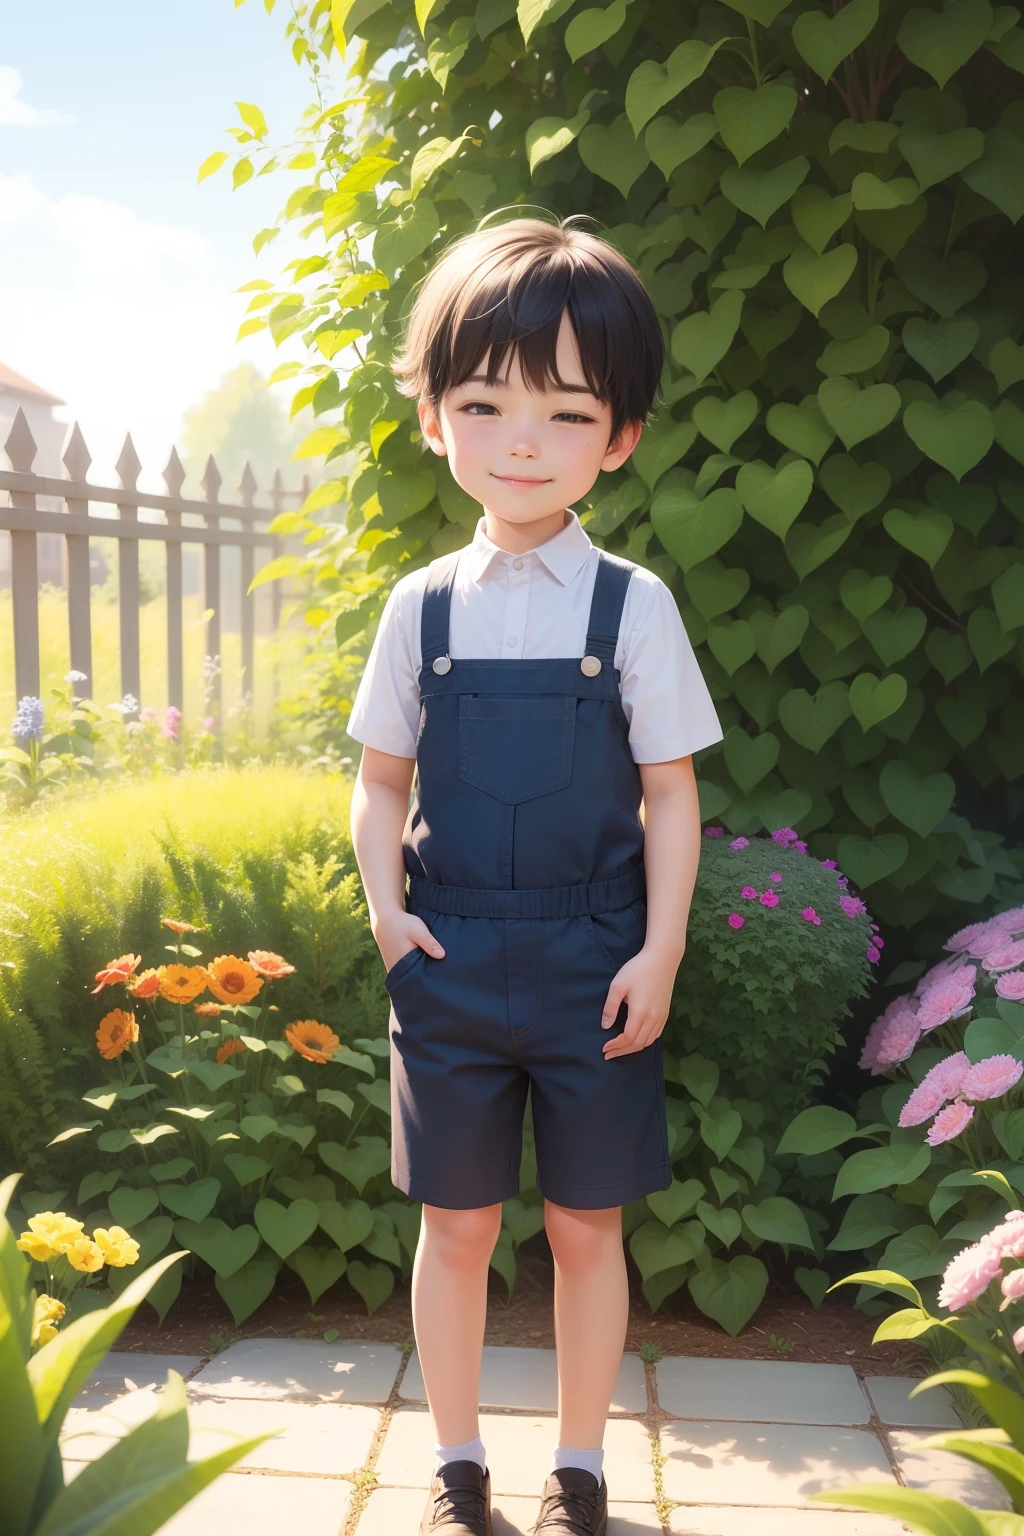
[159,1470,351,1536]
[656,1359,870,1426]
[887,1429,1012,1511]
[62,1389,162,1463]
[863,1378,960,1430]
[399,1345,647,1413]
[188,1338,402,1403]
[74,1352,202,1405]
[187,1398,380,1475]
[668,1509,909,1534]
[375,1407,656,1499]
[355,1488,663,1533]
[660,1421,896,1508]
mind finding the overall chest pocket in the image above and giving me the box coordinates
[459,694,575,804]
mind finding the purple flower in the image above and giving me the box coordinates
[760,890,780,908]
[704,825,724,838]
[729,837,749,850]
[867,945,881,963]
[769,872,782,883]
[836,876,849,887]
[873,934,885,949]
[801,907,821,925]
[840,894,867,918]
[727,913,745,929]
[12,696,44,743]
[794,840,807,853]
[740,885,758,900]
[820,860,838,869]
[771,827,799,846]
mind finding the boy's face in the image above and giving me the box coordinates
[418,309,642,530]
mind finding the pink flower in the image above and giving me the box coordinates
[997,972,1024,1001]
[140,706,158,723]
[983,939,1024,974]
[821,859,837,869]
[899,1079,949,1127]
[802,907,821,925]
[873,934,885,949]
[916,965,977,1032]
[727,913,745,929]
[875,1004,922,1071]
[730,837,749,850]
[769,872,782,883]
[1001,1269,1024,1303]
[961,1054,1024,1102]
[859,1016,888,1072]
[794,841,808,854]
[760,890,780,908]
[987,1211,1024,1258]
[202,716,215,732]
[996,906,1024,937]
[837,876,849,887]
[914,957,957,998]
[1014,1327,1024,1354]
[704,825,724,838]
[968,920,1016,959]
[921,1051,971,1102]
[771,827,799,846]
[840,894,868,918]
[946,919,1001,954]
[938,1238,1003,1310]
[741,886,758,900]
[867,945,881,963]
[926,1098,975,1146]
[162,705,182,741]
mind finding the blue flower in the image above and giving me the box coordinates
[12,696,44,743]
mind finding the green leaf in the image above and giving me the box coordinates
[645,114,719,179]
[290,1243,347,1304]
[965,1007,1024,1062]
[720,157,809,227]
[791,186,853,256]
[916,1369,1024,1452]
[818,377,901,449]
[671,292,744,384]
[632,419,698,488]
[373,198,439,275]
[578,116,650,197]
[831,120,900,155]
[989,335,1024,393]
[236,100,268,138]
[884,505,954,566]
[783,242,858,317]
[778,681,852,750]
[647,1178,705,1226]
[899,122,985,188]
[698,1200,742,1247]
[820,455,891,520]
[224,1152,272,1186]
[812,1484,990,1532]
[692,392,759,454]
[862,606,927,665]
[158,1179,221,1222]
[173,1218,261,1277]
[903,397,994,481]
[964,125,1024,221]
[630,1217,706,1278]
[828,1192,903,1251]
[837,829,909,885]
[347,1258,395,1313]
[677,1054,719,1106]
[897,247,986,316]
[318,1136,392,1193]
[879,760,956,836]
[651,486,743,569]
[736,458,813,540]
[410,129,477,199]
[749,606,809,672]
[253,1197,320,1258]
[992,563,1024,631]
[697,1102,743,1160]
[818,324,890,377]
[827,1267,925,1306]
[215,1252,280,1326]
[723,727,779,794]
[714,84,796,166]
[903,316,980,382]
[686,560,750,622]
[792,0,879,81]
[625,39,731,135]
[833,1141,931,1198]
[688,1255,768,1335]
[719,0,790,22]
[777,1105,859,1156]
[899,0,994,87]
[765,398,836,464]
[105,1187,159,1226]
[795,1267,831,1308]
[851,174,921,210]
[526,111,589,173]
[742,1196,814,1249]
[318,1197,376,1252]
[564,0,626,60]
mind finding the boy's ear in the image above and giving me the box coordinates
[418,398,448,456]
[601,419,644,473]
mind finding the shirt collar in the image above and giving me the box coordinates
[463,510,593,586]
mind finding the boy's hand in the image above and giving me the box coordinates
[600,944,680,1059]
[375,911,445,972]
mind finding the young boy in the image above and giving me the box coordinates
[348,216,722,1536]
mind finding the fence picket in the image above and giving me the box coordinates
[162,447,185,714]
[62,423,93,701]
[5,409,41,701]
[239,462,256,700]
[201,454,222,730]
[115,435,142,715]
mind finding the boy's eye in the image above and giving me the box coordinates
[462,402,499,415]
[554,411,593,424]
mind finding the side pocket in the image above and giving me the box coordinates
[581,914,618,973]
[384,945,425,995]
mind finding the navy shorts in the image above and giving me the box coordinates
[385,898,672,1210]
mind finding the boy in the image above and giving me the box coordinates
[348,216,722,1536]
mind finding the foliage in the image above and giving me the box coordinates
[669,824,877,1109]
[209,0,1024,940]
[180,362,306,496]
[778,902,1024,1293]
[0,1174,263,1536]
[14,1200,141,1337]
[623,1048,830,1332]
[0,768,384,1179]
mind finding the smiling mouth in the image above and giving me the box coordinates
[492,473,551,485]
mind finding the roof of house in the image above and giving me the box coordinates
[0,362,64,407]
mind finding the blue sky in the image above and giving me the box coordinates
[1,0,330,485]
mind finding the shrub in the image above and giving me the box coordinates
[670,824,877,1111]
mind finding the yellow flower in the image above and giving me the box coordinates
[285,1019,341,1065]
[158,964,207,1004]
[64,1236,104,1273]
[16,1211,84,1262]
[96,1008,138,1060]
[31,1294,65,1348]
[93,1225,140,1268]
[205,955,263,1006]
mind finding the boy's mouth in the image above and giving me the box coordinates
[492,473,551,487]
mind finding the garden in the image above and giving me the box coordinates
[5,0,1024,1528]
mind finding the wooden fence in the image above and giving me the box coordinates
[0,406,310,722]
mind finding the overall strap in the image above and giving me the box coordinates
[419,551,461,669]
[584,551,633,665]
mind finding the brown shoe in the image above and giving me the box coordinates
[533,1468,608,1535]
[420,1460,492,1534]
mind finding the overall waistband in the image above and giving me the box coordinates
[407,867,645,920]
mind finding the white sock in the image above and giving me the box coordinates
[551,1444,604,1482]
[435,1434,487,1473]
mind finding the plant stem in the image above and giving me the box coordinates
[746,18,761,86]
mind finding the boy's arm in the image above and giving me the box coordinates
[351,746,446,971]
[599,754,701,1060]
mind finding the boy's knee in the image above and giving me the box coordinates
[544,1201,622,1275]
[421,1202,502,1271]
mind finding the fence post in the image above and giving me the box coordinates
[270,469,284,701]
[5,408,40,702]
[115,435,142,715]
[201,454,222,731]
[239,462,256,703]
[62,422,93,701]
[162,447,185,714]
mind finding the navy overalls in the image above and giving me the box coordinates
[385,548,672,1210]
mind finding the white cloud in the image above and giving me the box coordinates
[0,170,47,225]
[0,67,74,128]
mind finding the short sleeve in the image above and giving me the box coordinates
[346,575,424,757]
[618,575,723,763]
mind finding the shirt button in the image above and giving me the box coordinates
[507,636,518,647]
[512,557,525,570]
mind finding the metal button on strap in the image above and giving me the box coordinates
[432,655,452,675]
[580,655,602,677]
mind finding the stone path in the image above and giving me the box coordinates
[61,1341,1005,1535]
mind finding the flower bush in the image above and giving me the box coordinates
[14,1204,139,1342]
[668,826,877,1114]
[779,904,1024,1290]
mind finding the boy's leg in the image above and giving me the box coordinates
[545,1201,628,1452]
[412,1202,503,1448]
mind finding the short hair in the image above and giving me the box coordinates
[391,213,664,443]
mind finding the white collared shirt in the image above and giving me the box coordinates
[347,512,723,764]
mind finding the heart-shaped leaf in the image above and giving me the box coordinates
[318,1196,375,1252]
[897,247,986,316]
[765,398,836,464]
[840,570,894,622]
[936,692,987,745]
[736,458,813,538]
[290,1243,348,1304]
[671,291,744,383]
[903,397,994,481]
[688,1254,768,1335]
[158,1179,221,1223]
[625,39,730,134]
[817,324,890,378]
[707,618,757,674]
[989,337,1024,395]
[692,391,759,453]
[883,506,954,566]
[685,558,750,620]
[749,606,809,672]
[742,1196,814,1249]
[578,115,650,197]
[927,628,973,683]
[962,126,1024,223]
[632,420,698,488]
[525,110,589,173]
[108,1188,160,1227]
[898,122,984,188]
[724,726,780,793]
[241,1114,280,1144]
[862,606,927,666]
[818,377,901,449]
[224,1153,272,1188]
[778,682,852,750]
[995,397,1024,466]
[645,113,718,178]
[784,241,858,316]
[902,316,980,382]
[820,455,891,519]
[697,1200,743,1247]
[652,485,743,570]
[564,2,626,61]
[215,1252,280,1326]
[849,671,909,730]
[253,1197,320,1258]
[720,157,809,227]
[647,1178,705,1227]
[836,831,910,885]
[993,563,1024,632]
[714,83,797,165]
[347,1258,395,1313]
[851,173,921,210]
[319,1136,392,1193]
[791,186,853,255]
[898,0,994,88]
[378,468,436,527]
[630,1217,706,1279]
[968,605,1016,669]
[786,513,853,578]
[879,759,956,836]
[174,1217,261,1278]
[792,0,879,80]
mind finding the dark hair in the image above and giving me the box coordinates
[391,213,664,443]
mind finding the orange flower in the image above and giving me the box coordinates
[194,1000,222,1017]
[285,1019,340,1064]
[158,964,207,1005]
[96,1009,138,1060]
[205,955,263,1006]
[161,917,202,934]
[248,950,295,979]
[129,968,160,999]
[91,954,140,994]
[216,1036,248,1064]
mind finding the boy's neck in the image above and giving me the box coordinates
[482,506,570,555]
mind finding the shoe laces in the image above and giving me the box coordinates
[430,1467,486,1528]
[536,1479,602,1534]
